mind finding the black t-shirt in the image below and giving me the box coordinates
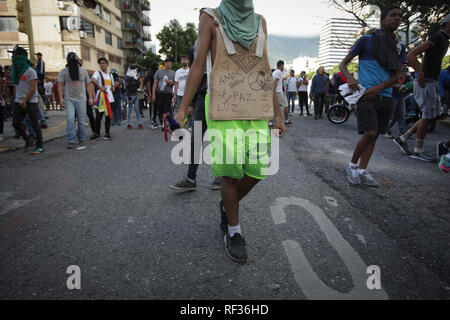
[422,30,449,81]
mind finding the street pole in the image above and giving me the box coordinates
[24,0,34,61]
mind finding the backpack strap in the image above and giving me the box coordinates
[98,71,105,87]
[201,8,236,55]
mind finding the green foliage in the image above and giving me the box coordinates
[442,55,450,69]
[156,20,198,63]
[134,51,162,71]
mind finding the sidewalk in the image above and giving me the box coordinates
[0,111,66,153]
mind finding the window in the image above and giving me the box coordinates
[103,9,111,23]
[0,17,18,32]
[117,37,122,50]
[80,19,94,37]
[64,45,80,59]
[97,51,105,60]
[105,31,112,45]
[81,45,91,61]
[115,16,121,29]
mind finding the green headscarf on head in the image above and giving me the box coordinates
[217,0,260,50]
[12,55,33,85]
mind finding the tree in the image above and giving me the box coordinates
[156,19,198,63]
[330,0,450,49]
[136,50,162,71]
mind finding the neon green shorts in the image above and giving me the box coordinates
[205,93,271,180]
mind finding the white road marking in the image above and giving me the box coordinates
[270,197,388,300]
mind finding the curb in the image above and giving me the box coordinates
[0,120,67,154]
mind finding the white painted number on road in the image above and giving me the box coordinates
[270,197,388,300]
[66,265,81,290]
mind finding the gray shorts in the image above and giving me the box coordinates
[277,92,288,107]
[413,79,440,120]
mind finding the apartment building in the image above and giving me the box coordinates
[318,17,379,70]
[118,0,151,64]
[0,0,129,77]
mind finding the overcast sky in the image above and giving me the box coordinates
[150,0,351,49]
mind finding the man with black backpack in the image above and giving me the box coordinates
[91,57,115,140]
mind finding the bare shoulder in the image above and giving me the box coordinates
[260,15,268,34]
[199,11,217,35]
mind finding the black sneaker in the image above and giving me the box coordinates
[104,134,112,140]
[67,142,76,149]
[410,152,436,162]
[90,133,100,141]
[437,141,449,158]
[23,141,34,152]
[393,137,410,155]
[220,200,228,234]
[170,178,197,191]
[224,233,247,263]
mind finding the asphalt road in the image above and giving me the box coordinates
[0,111,449,300]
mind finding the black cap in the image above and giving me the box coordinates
[66,52,78,61]
[8,46,28,56]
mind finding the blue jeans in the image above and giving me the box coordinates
[126,95,142,125]
[66,99,87,143]
[112,96,122,124]
[174,95,183,114]
[405,94,417,115]
[287,92,297,113]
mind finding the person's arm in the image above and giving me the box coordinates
[91,73,105,92]
[340,53,359,91]
[173,13,213,125]
[407,41,433,88]
[147,80,152,102]
[152,78,158,103]
[310,76,316,95]
[173,75,179,102]
[58,80,65,108]
[20,79,37,109]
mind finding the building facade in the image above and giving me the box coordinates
[118,0,151,66]
[318,17,379,70]
[0,0,152,77]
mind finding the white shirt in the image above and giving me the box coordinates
[92,70,114,103]
[286,76,298,92]
[272,69,285,93]
[44,82,53,95]
[298,76,308,92]
[175,67,190,96]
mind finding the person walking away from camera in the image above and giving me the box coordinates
[58,52,94,149]
[10,46,44,154]
[173,2,286,263]
[91,57,115,140]
[173,55,190,115]
[394,14,450,162]
[341,6,405,187]
[125,66,143,130]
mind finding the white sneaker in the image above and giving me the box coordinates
[360,171,379,187]
[346,166,361,185]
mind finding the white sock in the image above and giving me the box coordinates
[358,169,367,175]
[349,162,358,169]
[228,225,242,238]
[186,177,195,183]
